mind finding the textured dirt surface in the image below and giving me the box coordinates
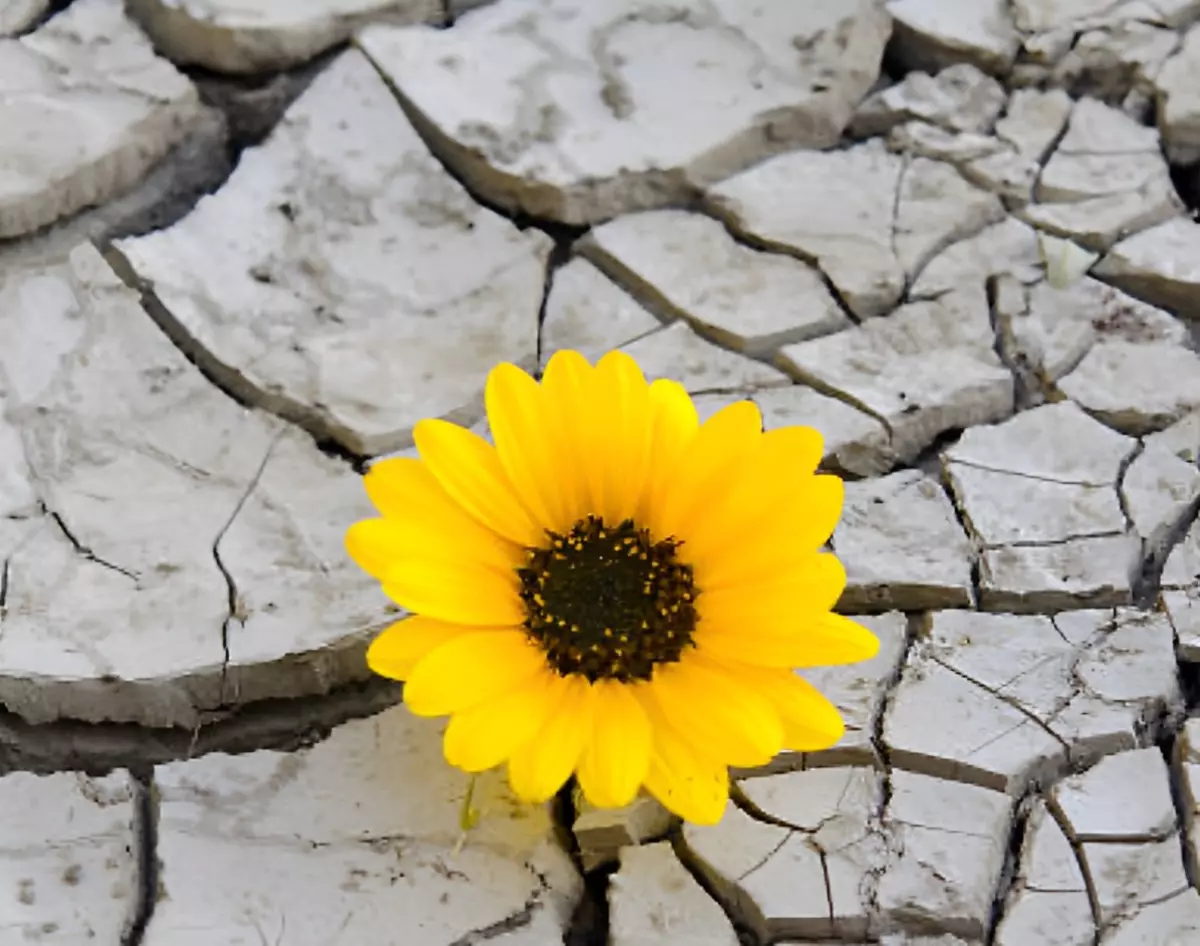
[4,1,1200,943]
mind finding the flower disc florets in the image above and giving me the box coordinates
[517,515,697,682]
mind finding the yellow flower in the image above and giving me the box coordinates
[346,350,878,824]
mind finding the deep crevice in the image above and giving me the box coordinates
[1169,161,1200,217]
[535,239,576,373]
[668,824,761,946]
[558,781,613,946]
[1180,661,1200,712]
[985,273,1043,410]
[185,49,338,166]
[0,675,403,777]
[984,792,1034,945]
[1137,489,1200,608]
[13,0,73,35]
[937,462,985,608]
[121,769,160,946]
[860,614,921,930]
[1115,441,1143,539]
[1162,733,1198,890]
[1045,792,1105,945]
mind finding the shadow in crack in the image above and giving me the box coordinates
[1170,162,1200,220]
[0,677,403,778]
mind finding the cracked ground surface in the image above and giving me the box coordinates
[5,0,1200,943]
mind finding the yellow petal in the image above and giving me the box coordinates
[576,680,652,808]
[681,425,824,569]
[381,557,525,627]
[695,611,880,668]
[366,615,484,682]
[363,458,521,571]
[345,513,519,585]
[696,552,847,618]
[413,418,543,547]
[638,694,730,825]
[345,519,401,582]
[737,666,847,751]
[507,674,592,802]
[443,668,565,772]
[590,351,654,525]
[538,350,597,528]
[403,630,546,717]
[649,652,783,767]
[693,478,845,591]
[648,400,762,540]
[770,474,845,550]
[486,362,574,535]
[638,378,700,524]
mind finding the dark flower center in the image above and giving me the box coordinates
[518,516,699,683]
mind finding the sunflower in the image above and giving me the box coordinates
[346,350,878,825]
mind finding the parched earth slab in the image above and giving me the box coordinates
[850,63,1007,138]
[1051,747,1177,842]
[961,88,1074,205]
[1011,0,1199,33]
[574,797,671,872]
[707,140,1005,318]
[618,320,789,394]
[0,244,382,728]
[0,0,204,240]
[942,402,1200,611]
[1036,747,1193,942]
[142,705,581,945]
[357,0,892,225]
[887,0,1020,76]
[539,258,663,366]
[609,842,740,946]
[682,767,888,941]
[1121,442,1200,559]
[834,470,976,612]
[1147,409,1200,464]
[883,609,1183,794]
[908,215,1044,301]
[1093,217,1200,320]
[0,0,47,35]
[111,48,551,459]
[1161,515,1200,590]
[125,0,441,73]
[1017,180,1183,253]
[0,770,141,941]
[1155,23,1200,165]
[1164,587,1200,661]
[1048,20,1179,104]
[875,770,1014,940]
[1036,97,1173,204]
[1178,718,1200,871]
[778,287,1014,464]
[579,210,850,357]
[1058,340,1200,436]
[754,385,894,477]
[992,274,1190,386]
[994,801,1094,946]
[1100,890,1200,946]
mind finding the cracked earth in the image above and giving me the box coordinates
[5,0,1200,943]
